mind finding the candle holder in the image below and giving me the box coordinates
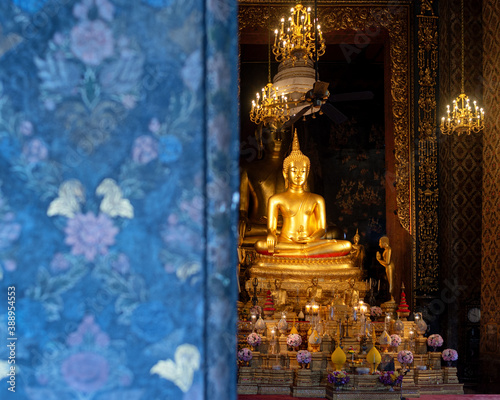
[251,277,261,306]
[344,315,351,338]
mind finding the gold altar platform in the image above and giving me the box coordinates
[248,253,361,280]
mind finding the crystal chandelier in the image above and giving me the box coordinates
[249,21,290,126]
[249,82,290,125]
[273,3,325,63]
[440,0,484,135]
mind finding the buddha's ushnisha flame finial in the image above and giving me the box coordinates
[283,130,310,175]
[292,129,300,151]
[354,228,360,241]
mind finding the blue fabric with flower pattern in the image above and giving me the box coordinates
[0,0,239,398]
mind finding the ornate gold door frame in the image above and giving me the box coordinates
[239,1,415,236]
[238,1,428,305]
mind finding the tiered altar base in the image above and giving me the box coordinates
[238,343,464,398]
[238,366,463,398]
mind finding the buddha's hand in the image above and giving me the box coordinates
[296,226,309,243]
[267,233,277,254]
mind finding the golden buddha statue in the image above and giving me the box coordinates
[344,278,360,307]
[306,277,323,303]
[271,279,288,311]
[350,229,366,269]
[239,121,287,247]
[254,131,352,257]
[376,235,395,301]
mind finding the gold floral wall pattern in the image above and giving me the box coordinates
[481,0,500,382]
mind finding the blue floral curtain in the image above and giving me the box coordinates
[0,0,238,399]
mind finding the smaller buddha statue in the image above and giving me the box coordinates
[350,229,366,269]
[344,278,360,307]
[306,277,323,304]
[332,291,345,306]
[271,279,288,311]
[376,235,395,301]
[254,131,352,257]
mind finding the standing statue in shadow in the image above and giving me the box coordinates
[376,235,395,302]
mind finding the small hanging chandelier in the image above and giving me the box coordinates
[249,82,290,125]
[440,0,484,135]
[273,3,325,64]
[249,18,290,126]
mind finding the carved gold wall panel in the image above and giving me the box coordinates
[239,1,414,236]
[416,8,439,295]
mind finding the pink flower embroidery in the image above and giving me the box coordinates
[0,213,21,250]
[148,117,161,134]
[64,212,118,261]
[70,20,114,66]
[50,253,70,272]
[132,135,158,164]
[22,138,48,164]
[18,120,33,136]
[67,315,110,347]
[61,352,109,392]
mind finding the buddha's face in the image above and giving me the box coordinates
[262,123,281,153]
[287,159,308,187]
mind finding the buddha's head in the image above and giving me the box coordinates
[353,229,360,244]
[257,120,281,157]
[283,131,310,188]
[379,235,389,248]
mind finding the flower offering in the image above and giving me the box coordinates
[247,332,262,348]
[442,348,458,362]
[287,333,302,348]
[328,371,350,386]
[390,334,402,347]
[397,349,414,365]
[370,306,383,317]
[379,370,403,386]
[249,305,262,316]
[427,334,444,351]
[237,348,253,362]
[297,350,312,364]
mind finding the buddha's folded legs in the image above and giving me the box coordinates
[255,238,352,257]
